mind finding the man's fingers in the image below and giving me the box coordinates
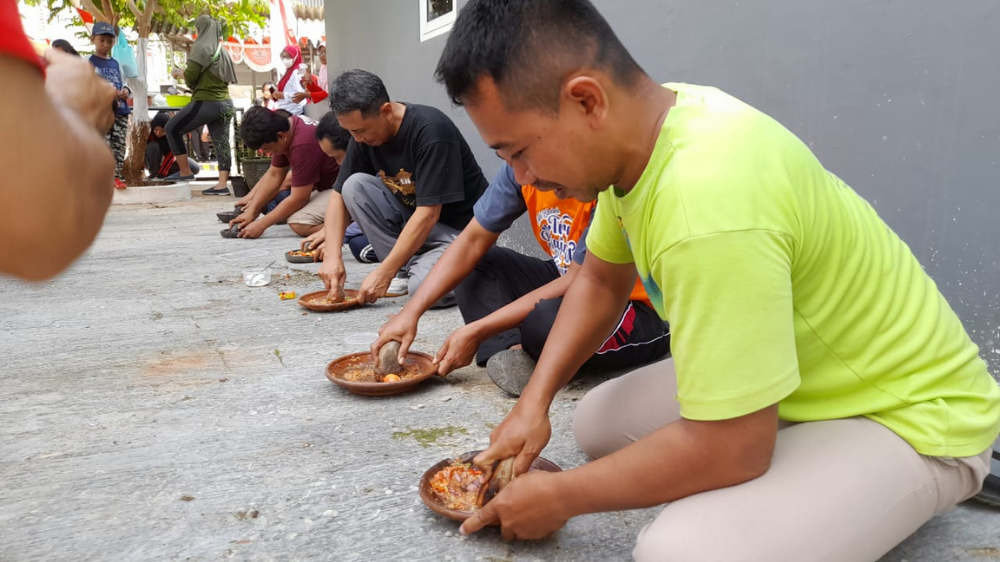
[473,444,504,468]
[459,501,497,536]
[398,333,415,364]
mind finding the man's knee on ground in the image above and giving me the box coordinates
[632,514,716,562]
[288,222,318,237]
[520,297,563,359]
[573,386,625,460]
[340,173,378,202]
[454,267,491,306]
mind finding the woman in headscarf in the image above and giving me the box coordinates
[271,45,307,116]
[164,15,237,195]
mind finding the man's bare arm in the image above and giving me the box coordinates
[0,53,116,281]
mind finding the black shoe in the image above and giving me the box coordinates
[202,186,231,196]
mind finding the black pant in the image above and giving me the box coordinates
[145,142,179,178]
[455,246,671,369]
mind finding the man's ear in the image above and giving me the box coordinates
[563,75,609,129]
[380,102,393,119]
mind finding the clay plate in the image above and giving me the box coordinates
[419,450,562,523]
[217,210,240,223]
[286,250,319,264]
[298,289,362,312]
[325,351,438,396]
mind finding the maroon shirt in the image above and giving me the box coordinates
[271,117,340,191]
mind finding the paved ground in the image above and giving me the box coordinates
[1,195,997,562]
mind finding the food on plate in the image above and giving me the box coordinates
[305,293,355,305]
[429,460,488,512]
[287,249,315,257]
[336,357,425,383]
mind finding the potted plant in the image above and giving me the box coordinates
[233,116,270,198]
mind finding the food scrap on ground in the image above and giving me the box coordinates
[279,291,297,300]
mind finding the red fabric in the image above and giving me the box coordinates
[276,45,302,92]
[1,0,44,72]
[305,80,328,104]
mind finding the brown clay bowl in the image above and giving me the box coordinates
[418,450,562,523]
[325,351,438,396]
[216,210,240,223]
[298,289,362,312]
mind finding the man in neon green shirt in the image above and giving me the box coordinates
[435,0,1000,559]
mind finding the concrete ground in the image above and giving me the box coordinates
[1,195,997,562]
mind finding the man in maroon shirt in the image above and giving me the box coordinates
[229,106,340,239]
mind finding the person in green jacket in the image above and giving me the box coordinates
[164,15,236,195]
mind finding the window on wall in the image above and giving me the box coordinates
[419,0,456,42]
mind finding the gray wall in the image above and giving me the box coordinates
[327,0,1000,375]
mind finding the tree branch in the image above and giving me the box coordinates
[78,0,108,22]
[142,0,157,24]
[126,0,142,19]
[100,0,114,21]
[139,0,157,36]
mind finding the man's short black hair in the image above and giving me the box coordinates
[435,0,645,112]
[316,113,352,150]
[329,69,390,118]
[240,106,290,150]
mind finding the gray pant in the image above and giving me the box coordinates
[341,173,460,308]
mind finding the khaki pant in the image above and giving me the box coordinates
[287,189,332,227]
[573,358,992,562]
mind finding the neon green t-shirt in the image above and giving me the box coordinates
[586,83,1000,458]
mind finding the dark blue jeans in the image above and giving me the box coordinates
[263,189,291,214]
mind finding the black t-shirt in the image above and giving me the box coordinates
[332,103,488,230]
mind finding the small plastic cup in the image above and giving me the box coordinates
[243,267,271,287]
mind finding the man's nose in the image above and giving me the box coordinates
[511,161,537,186]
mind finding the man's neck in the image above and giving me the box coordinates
[611,78,676,193]
[387,102,407,140]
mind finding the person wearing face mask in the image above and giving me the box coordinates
[272,46,307,116]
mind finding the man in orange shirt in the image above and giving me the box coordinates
[374,162,670,395]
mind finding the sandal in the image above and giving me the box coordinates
[973,442,1000,507]
[202,186,231,196]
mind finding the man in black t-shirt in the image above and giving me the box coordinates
[317,69,488,307]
